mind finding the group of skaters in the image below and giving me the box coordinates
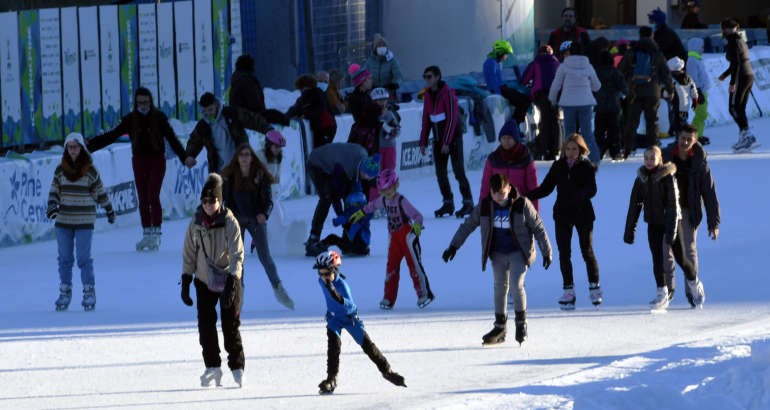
[43,15,732,391]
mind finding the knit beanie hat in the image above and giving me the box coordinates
[201,173,223,202]
[667,56,685,72]
[348,63,372,87]
[498,119,523,142]
[64,132,90,154]
[648,8,666,26]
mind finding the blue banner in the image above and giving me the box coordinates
[119,5,138,117]
[19,10,42,146]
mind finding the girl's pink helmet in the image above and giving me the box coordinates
[265,129,286,147]
[377,169,399,191]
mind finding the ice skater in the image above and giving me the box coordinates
[349,169,434,310]
[442,173,552,346]
[314,251,406,394]
[718,19,758,152]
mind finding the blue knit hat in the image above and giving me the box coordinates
[648,8,666,26]
[498,119,523,142]
[359,153,381,180]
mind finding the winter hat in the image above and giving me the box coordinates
[201,173,223,202]
[648,8,666,26]
[359,153,381,180]
[667,56,685,72]
[348,63,372,87]
[687,37,704,53]
[64,132,90,154]
[498,119,523,143]
[616,38,630,47]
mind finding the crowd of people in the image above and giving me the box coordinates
[42,10,752,389]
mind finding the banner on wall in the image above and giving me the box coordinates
[194,0,214,106]
[156,2,176,119]
[0,12,22,149]
[501,0,535,68]
[39,8,62,144]
[174,1,196,122]
[119,4,138,117]
[79,7,100,137]
[137,3,158,103]
[100,6,121,132]
[19,10,42,146]
[60,7,81,136]
[212,0,231,100]
[229,0,242,86]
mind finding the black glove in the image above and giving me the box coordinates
[324,279,344,304]
[46,207,58,220]
[665,234,674,246]
[220,275,240,310]
[697,89,705,105]
[543,254,552,270]
[442,245,457,263]
[180,274,193,306]
[106,208,116,224]
[623,232,634,245]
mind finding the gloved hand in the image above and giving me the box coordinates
[46,207,59,220]
[623,232,634,245]
[442,245,457,262]
[180,274,193,306]
[410,222,423,236]
[107,208,116,224]
[543,254,552,270]
[349,209,365,224]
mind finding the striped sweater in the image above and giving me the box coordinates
[47,164,113,229]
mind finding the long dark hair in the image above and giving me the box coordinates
[222,143,275,190]
[264,140,283,164]
[133,87,155,111]
[61,144,92,181]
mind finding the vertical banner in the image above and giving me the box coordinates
[0,12,22,149]
[39,8,62,144]
[19,10,42,146]
[99,5,120,132]
[79,7,101,137]
[501,0,535,67]
[174,1,195,122]
[119,4,138,117]
[212,0,231,101]
[156,3,176,119]
[60,7,81,136]
[229,0,242,62]
[137,3,158,104]
[194,0,214,107]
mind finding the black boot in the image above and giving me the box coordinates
[319,329,341,394]
[482,313,507,346]
[305,235,328,257]
[455,200,474,218]
[514,311,527,345]
[434,200,454,218]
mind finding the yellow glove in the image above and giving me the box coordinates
[410,222,423,236]
[349,209,365,224]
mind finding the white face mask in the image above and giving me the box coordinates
[318,82,328,92]
[137,106,150,115]
[376,46,387,56]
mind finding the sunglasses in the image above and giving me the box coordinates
[201,197,218,205]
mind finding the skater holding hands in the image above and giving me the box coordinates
[314,251,406,394]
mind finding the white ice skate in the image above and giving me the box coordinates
[273,283,295,310]
[686,278,705,309]
[649,287,670,312]
[558,288,576,310]
[232,369,244,388]
[589,283,603,307]
[200,367,223,387]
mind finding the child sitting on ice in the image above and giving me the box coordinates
[314,250,406,394]
[349,169,434,310]
[321,188,372,256]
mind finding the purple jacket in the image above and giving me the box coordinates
[521,55,560,99]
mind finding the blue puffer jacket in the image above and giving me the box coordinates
[319,274,357,319]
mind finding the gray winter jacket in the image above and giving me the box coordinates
[450,192,552,270]
[307,143,368,181]
[182,207,244,288]
[364,51,403,89]
[661,142,720,231]
[624,162,680,244]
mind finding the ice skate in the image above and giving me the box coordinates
[273,283,295,310]
[417,293,434,309]
[305,235,328,257]
[482,314,507,346]
[455,200,474,218]
[135,227,152,252]
[318,377,337,394]
[383,370,407,387]
[514,311,527,345]
[379,298,393,310]
[733,134,758,153]
[686,278,705,309]
[200,367,223,387]
[433,200,454,218]
[147,227,160,252]
[558,287,576,310]
[589,283,603,307]
[232,369,244,388]
[55,283,72,311]
[82,284,95,311]
[649,287,670,312]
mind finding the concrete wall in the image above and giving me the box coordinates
[382,0,501,80]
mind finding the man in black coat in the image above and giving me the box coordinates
[661,124,720,304]
[229,54,266,115]
[680,1,707,29]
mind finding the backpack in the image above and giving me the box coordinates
[631,50,653,85]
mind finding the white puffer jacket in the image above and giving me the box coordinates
[549,55,601,107]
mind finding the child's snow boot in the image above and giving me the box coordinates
[55,283,72,311]
[434,200,454,218]
[82,284,96,311]
[514,311,527,345]
[482,313,507,346]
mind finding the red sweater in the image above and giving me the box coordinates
[420,82,459,147]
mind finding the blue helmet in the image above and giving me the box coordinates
[345,191,367,207]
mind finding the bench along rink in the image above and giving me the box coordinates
[0,119,769,409]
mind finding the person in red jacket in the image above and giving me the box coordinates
[419,65,474,218]
[548,7,591,61]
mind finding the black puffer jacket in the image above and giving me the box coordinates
[527,157,597,225]
[229,69,266,114]
[720,32,754,84]
[653,24,687,62]
[88,109,187,161]
[624,162,679,244]
[661,142,720,231]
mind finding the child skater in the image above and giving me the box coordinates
[349,169,434,310]
[624,146,705,310]
[370,87,401,171]
[314,250,406,394]
[322,188,372,256]
[666,57,699,138]
[442,173,552,346]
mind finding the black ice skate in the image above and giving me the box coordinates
[455,200,474,218]
[514,311,527,345]
[82,284,95,311]
[383,370,407,387]
[482,314,507,346]
[55,283,72,312]
[318,378,337,394]
[305,235,328,257]
[434,201,454,218]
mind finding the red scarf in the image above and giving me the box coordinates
[496,143,528,164]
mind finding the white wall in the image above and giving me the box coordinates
[382,0,501,80]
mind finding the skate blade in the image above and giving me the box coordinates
[649,307,668,314]
[83,306,95,312]
[319,390,334,395]
[559,304,576,311]
[55,305,68,312]
[482,340,505,347]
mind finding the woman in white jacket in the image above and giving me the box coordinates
[549,41,602,165]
